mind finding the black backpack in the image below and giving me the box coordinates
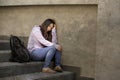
[9,35,31,63]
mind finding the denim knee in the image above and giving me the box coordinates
[48,45,56,52]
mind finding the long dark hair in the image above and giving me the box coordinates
[39,19,55,42]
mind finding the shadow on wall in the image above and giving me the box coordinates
[63,65,94,80]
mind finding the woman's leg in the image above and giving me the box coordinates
[30,46,56,68]
[54,50,62,66]
[43,46,56,68]
[53,50,63,72]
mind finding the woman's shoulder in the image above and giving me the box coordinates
[32,25,41,32]
[33,25,40,28]
[33,25,40,29]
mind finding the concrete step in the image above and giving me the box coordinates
[0,36,75,80]
[0,50,11,62]
[0,39,28,50]
[0,71,74,80]
[0,35,28,50]
[0,62,53,78]
[0,40,10,50]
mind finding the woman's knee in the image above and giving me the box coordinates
[46,46,56,55]
[49,45,56,51]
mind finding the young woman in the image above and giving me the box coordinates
[27,19,63,73]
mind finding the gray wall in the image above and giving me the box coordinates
[95,0,120,80]
[1,0,120,80]
[0,0,98,6]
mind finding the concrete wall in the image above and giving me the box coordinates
[1,0,120,80]
[0,0,98,6]
[0,5,97,78]
[95,0,120,80]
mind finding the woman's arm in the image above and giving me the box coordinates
[52,27,58,44]
[33,30,54,47]
[52,25,62,52]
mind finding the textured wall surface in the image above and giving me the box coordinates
[95,0,120,80]
[0,0,120,80]
[0,5,97,78]
[0,0,98,6]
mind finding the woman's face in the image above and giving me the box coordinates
[47,23,54,32]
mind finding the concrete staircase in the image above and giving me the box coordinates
[0,38,75,80]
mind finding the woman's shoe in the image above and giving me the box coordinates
[42,67,56,73]
[54,66,63,72]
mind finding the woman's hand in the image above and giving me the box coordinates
[54,44,62,52]
[54,24,57,29]
[56,45,62,52]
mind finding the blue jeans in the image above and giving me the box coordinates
[30,46,61,68]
